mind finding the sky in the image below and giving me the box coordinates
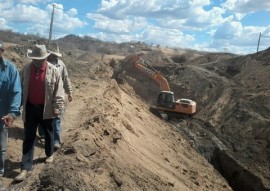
[0,0,270,55]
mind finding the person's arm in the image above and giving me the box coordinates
[19,68,24,107]
[53,69,65,116]
[2,64,22,127]
[61,61,73,101]
[8,64,21,117]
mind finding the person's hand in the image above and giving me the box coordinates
[68,94,73,102]
[53,109,60,117]
[1,114,15,128]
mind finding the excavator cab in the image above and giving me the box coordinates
[157,91,175,109]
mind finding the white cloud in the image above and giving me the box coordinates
[155,6,227,32]
[48,4,87,31]
[27,23,49,37]
[141,26,195,48]
[210,21,270,54]
[262,26,270,37]
[88,25,194,48]
[234,13,245,20]
[0,1,268,54]
[88,13,147,33]
[19,0,53,4]
[95,0,231,33]
[222,0,270,14]
[0,18,10,30]
[189,0,211,7]
[183,6,227,29]
[0,3,86,39]
[98,0,213,20]
[213,21,243,39]
[98,0,158,19]
[67,8,78,16]
[94,0,269,53]
[1,4,49,23]
[0,0,13,10]
[89,32,134,43]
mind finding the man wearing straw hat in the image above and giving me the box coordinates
[15,44,65,181]
[38,43,73,149]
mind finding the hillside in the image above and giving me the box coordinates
[0,32,269,191]
[114,48,270,191]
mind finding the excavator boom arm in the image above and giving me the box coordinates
[130,55,170,91]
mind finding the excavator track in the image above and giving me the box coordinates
[149,105,193,120]
[149,106,168,120]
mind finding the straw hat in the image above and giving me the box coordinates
[48,43,62,57]
[27,44,51,60]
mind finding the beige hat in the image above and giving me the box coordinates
[27,44,51,60]
[48,43,62,57]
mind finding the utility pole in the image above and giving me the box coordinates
[257,32,261,53]
[48,3,56,46]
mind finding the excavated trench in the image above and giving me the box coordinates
[172,119,270,191]
[211,148,270,191]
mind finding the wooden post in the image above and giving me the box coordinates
[257,32,261,53]
[48,4,56,46]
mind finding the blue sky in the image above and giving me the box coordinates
[0,0,270,54]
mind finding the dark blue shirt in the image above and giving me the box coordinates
[0,57,21,128]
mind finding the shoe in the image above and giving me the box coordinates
[45,155,54,163]
[54,143,61,149]
[15,170,29,181]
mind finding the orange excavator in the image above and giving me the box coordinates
[127,55,197,117]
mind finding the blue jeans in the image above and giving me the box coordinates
[21,103,54,171]
[53,117,61,145]
[0,127,8,176]
[38,116,61,145]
